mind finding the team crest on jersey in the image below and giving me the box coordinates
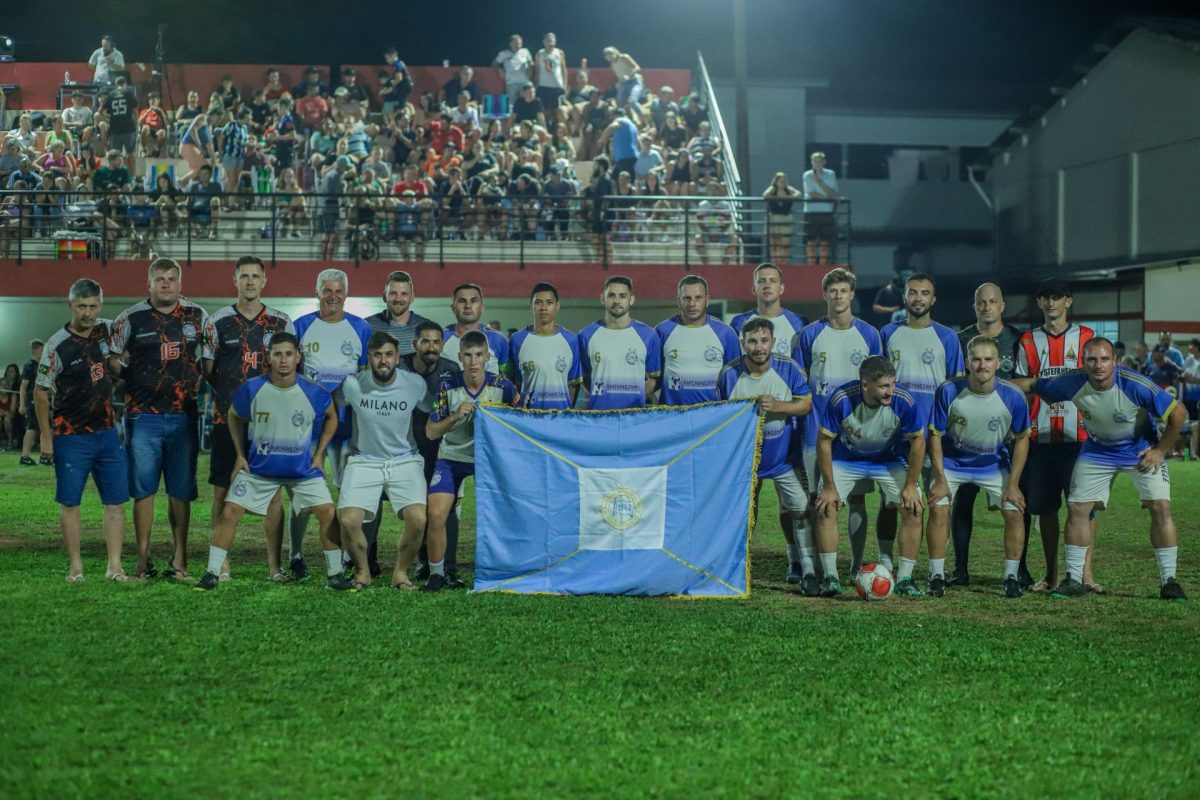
[850,350,864,366]
[593,381,605,396]
[1066,346,1076,362]
[262,333,273,348]
[99,341,110,357]
[987,416,1003,432]
[625,348,639,366]
[233,482,247,497]
[341,341,355,357]
[704,346,720,363]
[182,323,197,339]
[601,486,643,530]
[921,348,935,365]
[1000,355,1013,372]
[256,441,272,455]
[291,411,306,427]
[669,374,681,390]
[555,356,568,373]
[522,360,535,375]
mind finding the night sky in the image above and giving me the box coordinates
[6,0,1200,114]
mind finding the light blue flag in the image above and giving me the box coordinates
[473,401,761,597]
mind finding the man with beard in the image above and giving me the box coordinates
[655,275,741,406]
[578,276,661,409]
[366,271,435,357]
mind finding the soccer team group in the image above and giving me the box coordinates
[32,257,1187,599]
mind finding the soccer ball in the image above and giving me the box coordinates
[855,562,894,601]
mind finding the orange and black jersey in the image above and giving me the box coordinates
[36,321,116,435]
[206,304,294,424]
[110,298,212,415]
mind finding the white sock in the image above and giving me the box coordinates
[786,542,800,564]
[1154,546,1178,585]
[928,557,945,581]
[207,546,228,576]
[430,559,445,577]
[1064,544,1087,582]
[878,537,895,572]
[897,557,916,581]
[793,518,815,576]
[1004,559,1020,580]
[848,501,867,568]
[819,552,838,582]
[323,549,342,577]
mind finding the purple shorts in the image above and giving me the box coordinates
[428,458,474,496]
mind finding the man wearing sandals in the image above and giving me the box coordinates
[330,332,429,592]
[36,278,130,583]
[196,334,342,591]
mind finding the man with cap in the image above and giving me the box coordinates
[1012,278,1098,592]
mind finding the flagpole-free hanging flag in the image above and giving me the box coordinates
[473,401,761,597]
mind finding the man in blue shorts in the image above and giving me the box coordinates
[35,278,129,583]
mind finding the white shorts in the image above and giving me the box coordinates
[337,456,428,521]
[1068,457,1171,509]
[766,465,808,513]
[804,446,874,499]
[227,472,333,516]
[934,467,1019,511]
[821,460,917,508]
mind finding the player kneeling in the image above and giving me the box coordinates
[814,356,926,597]
[424,331,519,592]
[196,334,343,590]
[926,336,1031,598]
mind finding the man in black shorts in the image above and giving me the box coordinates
[18,339,45,466]
[203,255,294,581]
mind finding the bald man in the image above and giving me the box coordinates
[951,284,1024,585]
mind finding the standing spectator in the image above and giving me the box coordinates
[270,97,299,171]
[319,156,352,260]
[102,77,138,174]
[296,83,330,133]
[693,180,740,264]
[439,65,479,106]
[88,34,125,85]
[534,33,567,131]
[603,46,644,121]
[494,35,533,106]
[383,47,415,109]
[218,108,251,204]
[803,151,841,264]
[18,340,45,465]
[763,171,802,264]
[1183,338,1200,460]
[872,274,905,327]
[598,108,639,179]
[0,363,17,449]
[179,110,214,178]
[1157,331,1184,367]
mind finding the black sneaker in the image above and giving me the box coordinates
[194,571,220,591]
[19,455,35,466]
[1050,577,1088,599]
[38,454,53,466]
[412,561,430,581]
[1160,578,1188,603]
[951,567,970,586]
[326,576,365,592]
[444,572,468,590]
[1003,576,1023,598]
[1017,568,1036,590]
[929,575,947,597]
[786,561,803,584]
[819,575,842,597]
[368,560,382,578]
[421,573,447,593]
[799,573,820,597]
[290,556,309,582]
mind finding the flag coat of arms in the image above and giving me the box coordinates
[473,401,761,597]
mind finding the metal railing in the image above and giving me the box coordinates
[0,189,852,269]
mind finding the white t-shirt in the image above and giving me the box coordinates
[88,47,125,84]
[495,47,533,86]
[338,370,426,462]
[802,168,838,213]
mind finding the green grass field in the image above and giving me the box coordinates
[1,452,1198,798]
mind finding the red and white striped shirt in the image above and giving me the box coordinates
[1016,323,1094,443]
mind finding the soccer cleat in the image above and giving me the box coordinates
[928,575,947,597]
[951,567,970,586]
[895,577,924,597]
[819,576,842,597]
[194,571,220,591]
[38,454,53,466]
[412,561,430,581]
[800,573,821,597]
[1049,577,1088,599]
[290,556,309,582]
[1160,578,1188,603]
[421,573,447,593]
[444,573,468,590]
[1003,576,1023,598]
[786,561,804,584]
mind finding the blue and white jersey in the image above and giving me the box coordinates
[578,319,662,410]
[431,372,519,463]
[231,375,331,481]
[821,380,924,464]
[655,315,741,406]
[508,326,583,410]
[793,317,883,448]
[881,320,964,424]
[337,370,426,462]
[292,311,372,391]
[729,309,809,359]
[442,326,510,376]
[1035,368,1177,468]
[930,378,1030,472]
[718,356,812,478]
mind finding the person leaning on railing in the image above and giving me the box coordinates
[763,171,802,265]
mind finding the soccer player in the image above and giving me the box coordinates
[793,268,884,579]
[333,332,429,591]
[195,334,342,591]
[1031,338,1186,601]
[366,270,435,356]
[578,276,662,409]
[290,268,372,579]
[443,283,510,375]
[35,278,129,583]
[717,319,815,592]
[950,283,1024,585]
[655,275,741,406]
[425,331,519,591]
[18,338,45,466]
[109,258,212,580]
[927,336,1030,598]
[402,321,465,585]
[729,263,809,358]
[814,356,926,597]
[509,282,582,410]
[1012,278,1096,592]
[204,255,294,581]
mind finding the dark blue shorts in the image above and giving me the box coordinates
[54,427,130,507]
[125,412,199,501]
[428,458,474,496]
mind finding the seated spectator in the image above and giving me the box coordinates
[185,163,222,238]
[1133,342,1152,373]
[6,155,40,191]
[1149,345,1183,389]
[510,82,546,131]
[308,117,340,159]
[633,136,664,181]
[649,86,679,132]
[413,92,439,129]
[687,121,721,156]
[138,92,168,158]
[263,68,287,103]
[427,116,465,155]
[482,118,508,154]
[216,75,241,110]
[423,142,462,178]
[462,138,498,180]
[339,67,370,111]
[151,172,185,235]
[296,83,330,133]
[274,166,306,237]
[567,67,596,106]
[388,109,422,167]
[391,164,432,199]
[344,122,371,161]
[691,143,724,184]
[680,91,707,134]
[237,138,270,202]
[449,92,481,143]
[440,165,471,236]
[91,150,131,192]
[330,86,366,125]
[175,89,205,135]
[658,112,688,152]
[292,66,328,100]
[62,92,96,148]
[361,146,393,182]
[36,140,76,181]
[439,65,480,106]
[0,139,23,185]
[43,115,74,156]
[7,114,37,159]
[543,128,576,177]
[693,180,740,263]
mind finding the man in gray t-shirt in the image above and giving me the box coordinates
[319,157,350,260]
